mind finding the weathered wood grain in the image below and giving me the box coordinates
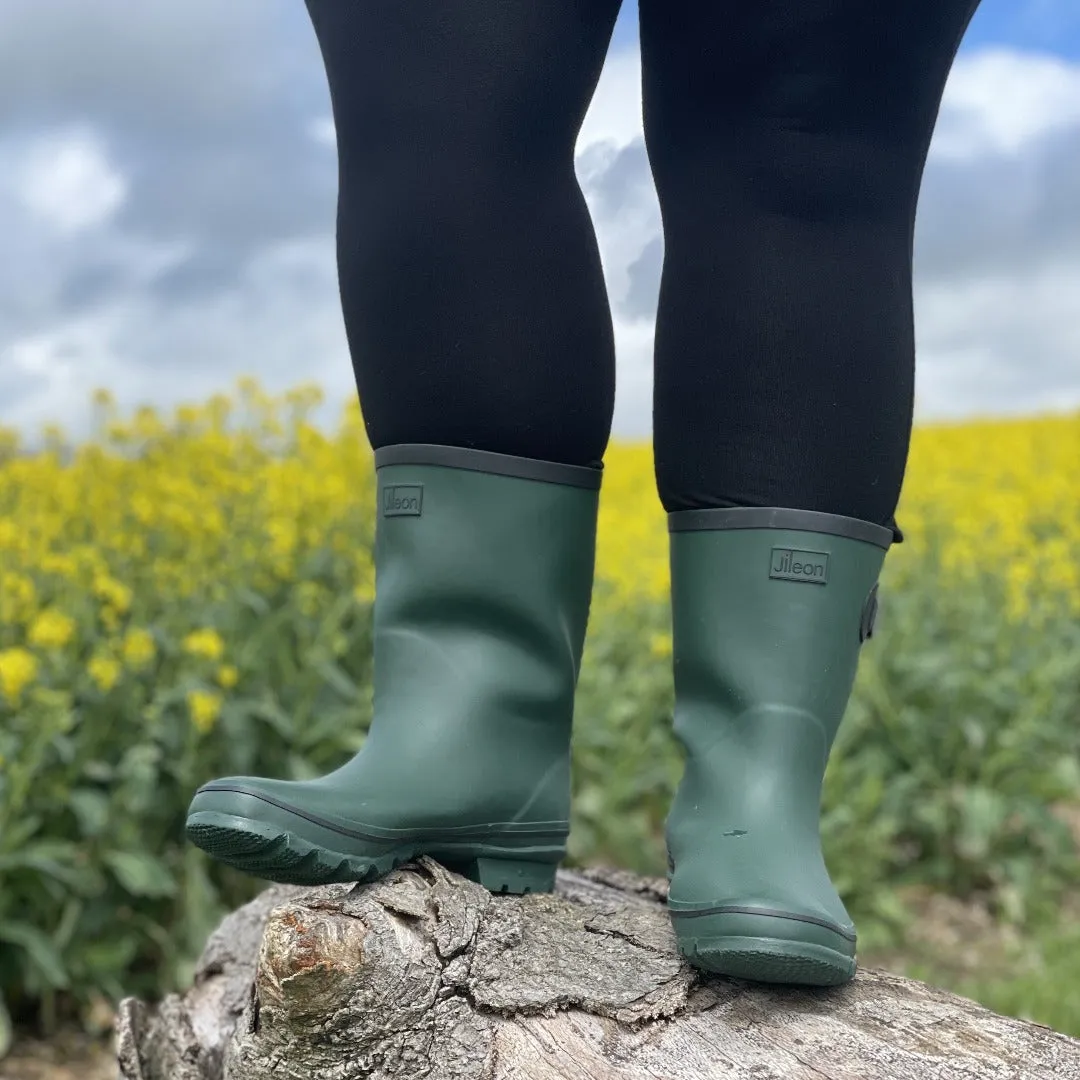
[114,858,1080,1080]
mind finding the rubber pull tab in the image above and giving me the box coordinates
[859,582,880,643]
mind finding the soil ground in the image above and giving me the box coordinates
[1,1029,114,1080]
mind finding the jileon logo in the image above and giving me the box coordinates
[383,484,423,517]
[770,547,829,584]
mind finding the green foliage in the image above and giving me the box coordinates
[0,545,375,1033]
[1,537,1078,1039]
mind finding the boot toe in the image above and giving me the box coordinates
[189,775,300,818]
[184,775,396,885]
[670,901,857,986]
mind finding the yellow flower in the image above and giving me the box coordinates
[27,608,77,649]
[122,628,157,668]
[106,420,132,443]
[187,689,223,734]
[42,422,66,446]
[267,518,297,558]
[649,632,673,658]
[353,558,375,605]
[182,628,225,662]
[93,574,133,614]
[1,574,38,623]
[133,406,165,439]
[216,664,239,689]
[236,375,261,399]
[0,380,1076,723]
[284,383,324,411]
[88,656,122,693]
[39,553,79,579]
[0,647,39,705]
[0,427,20,458]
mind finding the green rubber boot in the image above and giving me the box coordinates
[186,444,601,895]
[664,506,894,986]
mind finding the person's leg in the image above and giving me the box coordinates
[640,0,982,984]
[644,0,980,534]
[185,0,624,893]
[305,0,622,468]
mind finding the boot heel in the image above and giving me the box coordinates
[442,855,558,895]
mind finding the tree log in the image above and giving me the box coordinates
[114,857,1080,1079]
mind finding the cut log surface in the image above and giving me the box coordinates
[115,858,1080,1080]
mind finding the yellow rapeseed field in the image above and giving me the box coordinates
[0,378,1078,713]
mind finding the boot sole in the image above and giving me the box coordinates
[186,809,563,894]
[683,936,856,986]
[671,909,857,986]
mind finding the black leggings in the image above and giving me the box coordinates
[304,0,983,542]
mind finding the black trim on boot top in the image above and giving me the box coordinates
[375,444,603,488]
[668,506,894,549]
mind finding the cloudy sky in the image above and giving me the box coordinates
[1,0,1078,449]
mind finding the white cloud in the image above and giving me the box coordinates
[2,30,1079,450]
[4,314,126,428]
[14,128,127,232]
[609,315,656,439]
[914,257,1080,418]
[571,52,659,437]
[308,117,336,148]
[0,235,352,445]
[931,48,1080,160]
[576,46,644,156]
[579,168,661,317]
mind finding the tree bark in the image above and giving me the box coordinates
[114,857,1080,1079]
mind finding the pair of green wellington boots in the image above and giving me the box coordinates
[186,444,893,986]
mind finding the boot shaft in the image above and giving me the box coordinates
[668,507,892,760]
[372,444,602,715]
